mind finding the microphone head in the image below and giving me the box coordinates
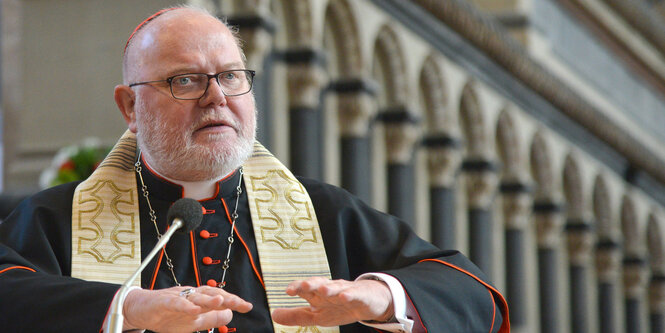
[167,198,203,233]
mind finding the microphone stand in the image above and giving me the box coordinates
[105,219,185,333]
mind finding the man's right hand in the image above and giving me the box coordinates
[121,286,253,332]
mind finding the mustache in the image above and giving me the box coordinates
[191,110,239,131]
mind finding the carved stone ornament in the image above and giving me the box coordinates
[650,277,665,314]
[337,92,375,137]
[465,169,499,210]
[534,212,565,248]
[426,146,462,188]
[595,245,622,283]
[502,191,533,230]
[286,63,327,109]
[384,123,421,164]
[623,260,648,299]
[566,228,595,266]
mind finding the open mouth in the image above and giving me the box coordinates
[195,120,235,133]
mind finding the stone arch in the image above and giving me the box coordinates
[323,0,362,76]
[460,82,488,158]
[530,131,557,200]
[419,54,449,134]
[563,153,585,220]
[273,0,313,47]
[496,108,524,180]
[647,213,665,274]
[372,25,408,107]
[621,194,643,256]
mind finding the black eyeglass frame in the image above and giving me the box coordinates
[128,69,256,100]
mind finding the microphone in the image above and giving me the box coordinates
[106,198,204,333]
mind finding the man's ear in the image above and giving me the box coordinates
[115,85,138,133]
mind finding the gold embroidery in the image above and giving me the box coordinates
[76,179,136,263]
[250,169,318,249]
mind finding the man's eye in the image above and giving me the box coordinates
[174,76,194,86]
[221,72,237,81]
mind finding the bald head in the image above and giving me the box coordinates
[122,6,245,84]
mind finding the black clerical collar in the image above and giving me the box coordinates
[137,156,242,202]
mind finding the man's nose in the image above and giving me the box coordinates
[199,76,228,106]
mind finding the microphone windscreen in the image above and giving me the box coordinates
[167,198,204,233]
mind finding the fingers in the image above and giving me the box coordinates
[272,307,319,327]
[182,286,253,313]
[275,278,395,327]
[286,277,348,298]
[122,286,253,332]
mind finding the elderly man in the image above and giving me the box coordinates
[0,6,508,333]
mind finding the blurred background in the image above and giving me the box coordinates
[2,0,665,332]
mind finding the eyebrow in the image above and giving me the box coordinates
[163,62,247,77]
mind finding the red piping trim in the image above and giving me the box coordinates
[99,288,122,333]
[404,287,428,332]
[0,266,36,275]
[141,155,185,198]
[190,231,202,287]
[195,169,237,201]
[419,259,510,333]
[141,155,239,201]
[221,198,265,288]
[487,289,496,333]
[149,248,165,290]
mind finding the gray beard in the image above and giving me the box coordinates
[134,100,256,181]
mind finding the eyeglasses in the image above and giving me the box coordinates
[129,69,256,100]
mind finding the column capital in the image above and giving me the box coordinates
[500,181,533,230]
[650,275,665,313]
[330,78,377,137]
[286,61,327,109]
[565,220,595,266]
[337,92,375,137]
[533,200,565,248]
[424,135,462,187]
[327,77,378,96]
[595,239,622,282]
[623,257,649,299]
[463,159,499,209]
[377,107,421,164]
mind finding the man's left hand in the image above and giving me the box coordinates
[271,277,394,327]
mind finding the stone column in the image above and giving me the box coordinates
[650,274,665,333]
[596,238,622,333]
[565,219,595,333]
[378,107,420,226]
[424,134,461,249]
[500,180,532,329]
[533,200,565,333]
[624,256,648,333]
[283,49,327,179]
[329,78,376,204]
[463,159,499,278]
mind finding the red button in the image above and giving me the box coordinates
[202,256,213,265]
[199,230,218,239]
[207,279,218,287]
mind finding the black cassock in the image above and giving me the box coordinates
[0,167,508,332]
